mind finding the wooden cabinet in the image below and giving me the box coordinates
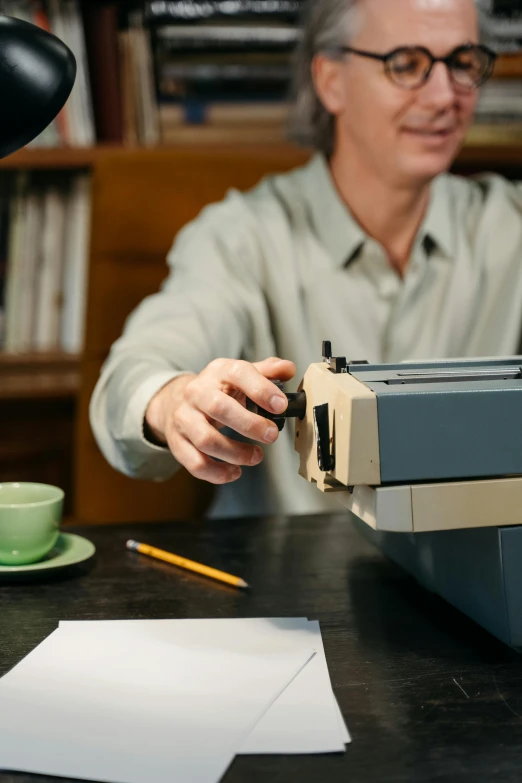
[76,144,306,523]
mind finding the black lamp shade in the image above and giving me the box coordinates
[0,14,76,159]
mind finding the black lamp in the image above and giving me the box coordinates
[0,14,76,159]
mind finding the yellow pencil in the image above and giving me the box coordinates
[126,540,249,589]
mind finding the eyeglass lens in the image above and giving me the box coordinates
[386,46,493,88]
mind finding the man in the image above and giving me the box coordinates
[91,0,522,518]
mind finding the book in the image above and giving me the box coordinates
[128,10,161,147]
[492,53,522,78]
[479,9,522,38]
[467,123,522,144]
[154,23,299,51]
[3,173,29,352]
[119,25,140,146]
[156,50,293,66]
[476,79,522,119]
[0,177,12,347]
[64,0,96,146]
[0,173,92,352]
[61,175,92,353]
[33,186,67,351]
[17,187,44,349]
[157,60,291,104]
[145,0,302,24]
[46,0,96,146]
[81,1,124,143]
[159,99,289,128]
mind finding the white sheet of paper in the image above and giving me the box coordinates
[336,698,351,744]
[59,617,350,754]
[238,620,349,753]
[0,622,314,783]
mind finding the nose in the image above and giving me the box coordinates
[421,61,456,110]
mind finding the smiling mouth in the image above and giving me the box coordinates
[403,127,456,136]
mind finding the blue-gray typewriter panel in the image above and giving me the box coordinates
[355,519,522,650]
[349,362,522,482]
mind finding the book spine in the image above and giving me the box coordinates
[155,37,298,54]
[0,177,11,349]
[493,53,522,78]
[145,0,302,24]
[159,63,291,80]
[154,24,299,50]
[81,2,124,143]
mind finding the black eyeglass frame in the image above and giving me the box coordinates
[335,43,497,89]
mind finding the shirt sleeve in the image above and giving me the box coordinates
[89,189,267,481]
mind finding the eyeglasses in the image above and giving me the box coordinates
[335,44,497,90]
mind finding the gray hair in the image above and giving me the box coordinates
[288,0,362,158]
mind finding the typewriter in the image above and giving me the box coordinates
[266,342,522,649]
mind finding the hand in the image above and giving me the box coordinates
[145,357,296,484]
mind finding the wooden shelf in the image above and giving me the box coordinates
[457,124,522,166]
[0,351,79,364]
[0,372,79,400]
[0,127,292,170]
[1,122,520,170]
[0,352,80,400]
[0,145,121,170]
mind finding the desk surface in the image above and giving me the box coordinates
[1,513,522,783]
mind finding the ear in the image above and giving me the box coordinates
[312,54,346,116]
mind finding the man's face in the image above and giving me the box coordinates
[330,0,480,184]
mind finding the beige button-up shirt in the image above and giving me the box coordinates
[90,153,522,518]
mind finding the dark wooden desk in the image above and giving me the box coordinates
[1,513,522,783]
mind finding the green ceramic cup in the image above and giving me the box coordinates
[0,483,64,566]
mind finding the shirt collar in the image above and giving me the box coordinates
[420,173,456,260]
[302,153,456,266]
[302,153,366,268]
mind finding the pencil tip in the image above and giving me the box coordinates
[238,579,250,589]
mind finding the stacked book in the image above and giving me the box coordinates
[1,0,302,147]
[0,172,91,353]
[476,0,522,127]
[146,0,303,143]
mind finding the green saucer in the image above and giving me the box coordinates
[0,533,95,573]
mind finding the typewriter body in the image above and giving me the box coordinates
[281,344,522,649]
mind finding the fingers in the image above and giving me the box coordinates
[185,384,280,444]
[253,356,296,382]
[207,358,292,416]
[172,434,244,485]
[161,357,296,486]
[175,405,265,466]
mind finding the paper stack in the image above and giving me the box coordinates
[0,618,350,783]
